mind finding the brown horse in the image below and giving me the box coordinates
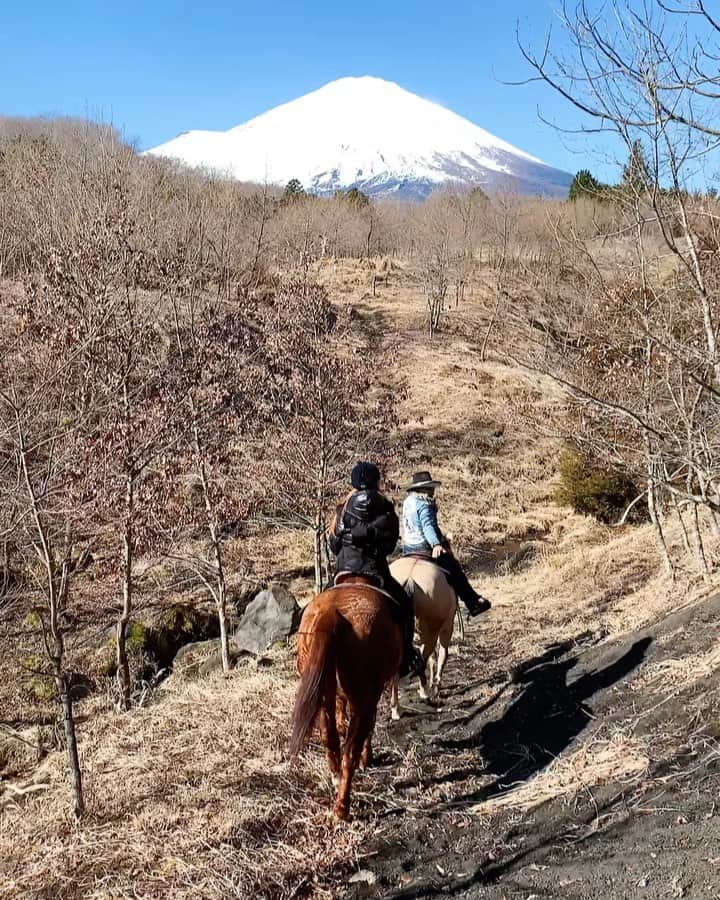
[289,575,403,819]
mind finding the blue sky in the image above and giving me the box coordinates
[2,0,618,179]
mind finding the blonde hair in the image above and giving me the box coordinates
[328,489,357,535]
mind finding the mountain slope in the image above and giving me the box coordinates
[145,76,573,199]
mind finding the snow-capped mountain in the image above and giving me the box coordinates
[145,76,572,199]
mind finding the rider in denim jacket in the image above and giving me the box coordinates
[402,471,491,617]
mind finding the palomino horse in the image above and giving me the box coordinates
[289,575,403,819]
[389,556,457,718]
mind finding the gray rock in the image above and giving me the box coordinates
[233,584,300,655]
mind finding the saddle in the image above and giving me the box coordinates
[403,551,444,570]
[332,571,402,610]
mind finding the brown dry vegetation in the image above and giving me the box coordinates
[3,253,719,898]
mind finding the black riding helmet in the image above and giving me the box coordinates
[351,461,381,490]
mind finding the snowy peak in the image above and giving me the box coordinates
[146,76,572,199]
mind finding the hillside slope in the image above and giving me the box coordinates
[2,262,718,899]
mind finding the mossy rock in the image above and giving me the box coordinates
[23,677,55,704]
[22,611,42,630]
[126,621,151,653]
[102,606,221,686]
[21,653,47,674]
[233,585,300,655]
[160,602,213,636]
[172,639,240,679]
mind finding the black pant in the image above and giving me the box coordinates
[436,553,478,608]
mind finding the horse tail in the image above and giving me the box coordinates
[289,607,338,758]
[401,574,418,610]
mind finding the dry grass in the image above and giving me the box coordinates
[633,644,720,696]
[471,730,649,815]
[3,258,713,896]
[0,653,369,899]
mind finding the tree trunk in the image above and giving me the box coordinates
[216,583,231,674]
[17,419,86,815]
[313,522,323,595]
[314,381,328,596]
[646,456,674,578]
[322,531,333,589]
[689,501,710,579]
[197,435,231,673]
[56,670,84,817]
[116,472,134,710]
[365,214,374,260]
[481,281,503,362]
[670,493,692,556]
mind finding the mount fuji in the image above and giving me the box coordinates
[145,76,573,200]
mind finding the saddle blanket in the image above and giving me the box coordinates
[329,578,401,609]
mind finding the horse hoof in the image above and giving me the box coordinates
[391,708,401,721]
[334,804,350,820]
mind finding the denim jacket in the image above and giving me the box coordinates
[402,492,443,553]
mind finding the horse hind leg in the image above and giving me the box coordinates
[327,695,348,787]
[418,632,438,701]
[389,675,401,721]
[431,616,454,697]
[319,699,341,784]
[360,710,377,770]
[334,702,376,820]
[435,644,448,694]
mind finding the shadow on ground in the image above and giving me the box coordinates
[437,636,652,805]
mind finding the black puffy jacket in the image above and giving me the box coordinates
[329,489,399,578]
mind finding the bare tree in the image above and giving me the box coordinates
[165,232,260,673]
[259,281,397,592]
[0,280,100,817]
[509,0,720,574]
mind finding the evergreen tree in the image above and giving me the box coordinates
[345,187,370,207]
[622,140,651,194]
[333,187,370,207]
[283,178,306,201]
[568,169,602,201]
[469,185,490,206]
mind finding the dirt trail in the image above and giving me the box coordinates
[342,593,720,899]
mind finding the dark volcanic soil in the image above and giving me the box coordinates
[340,594,720,900]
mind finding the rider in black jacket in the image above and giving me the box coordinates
[329,462,424,678]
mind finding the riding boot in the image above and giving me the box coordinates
[437,554,492,617]
[399,611,424,678]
